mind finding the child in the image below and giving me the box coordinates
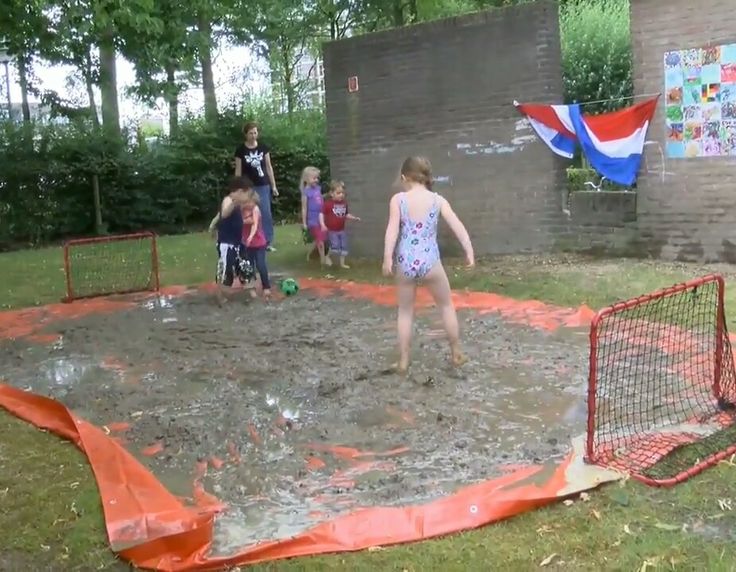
[382,156,475,374]
[241,189,271,299]
[300,166,331,266]
[320,180,360,268]
[208,176,251,303]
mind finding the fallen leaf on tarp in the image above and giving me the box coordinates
[539,553,558,567]
[563,499,574,506]
[579,492,590,502]
[654,522,680,531]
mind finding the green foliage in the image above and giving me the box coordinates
[566,167,629,191]
[0,105,328,249]
[560,0,633,113]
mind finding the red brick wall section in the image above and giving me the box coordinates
[631,0,736,262]
[321,0,569,258]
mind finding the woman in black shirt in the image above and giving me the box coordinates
[234,121,279,250]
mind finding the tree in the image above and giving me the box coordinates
[124,0,199,135]
[0,0,48,122]
[246,0,321,116]
[314,0,362,40]
[44,0,161,137]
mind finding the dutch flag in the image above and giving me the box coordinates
[513,96,660,186]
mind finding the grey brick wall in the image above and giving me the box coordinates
[631,0,736,262]
[322,0,568,258]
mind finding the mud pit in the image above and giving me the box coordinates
[0,288,591,555]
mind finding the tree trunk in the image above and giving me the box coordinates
[280,43,296,117]
[92,173,103,234]
[197,13,218,123]
[165,61,179,136]
[98,30,120,137]
[16,56,31,123]
[84,50,100,127]
[392,0,405,26]
[408,0,418,22]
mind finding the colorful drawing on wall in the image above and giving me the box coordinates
[664,42,736,158]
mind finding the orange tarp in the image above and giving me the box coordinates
[0,280,617,571]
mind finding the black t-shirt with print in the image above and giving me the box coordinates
[235,142,270,187]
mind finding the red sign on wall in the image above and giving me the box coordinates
[348,76,359,93]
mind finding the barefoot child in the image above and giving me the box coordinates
[300,166,330,266]
[208,176,251,302]
[241,190,272,298]
[320,180,360,268]
[382,157,475,373]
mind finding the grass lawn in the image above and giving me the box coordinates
[2,224,736,571]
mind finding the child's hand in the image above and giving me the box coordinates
[354,216,361,222]
[382,258,393,276]
[321,224,328,233]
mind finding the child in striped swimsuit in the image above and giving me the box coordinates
[382,156,475,374]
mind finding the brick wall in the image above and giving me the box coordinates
[322,0,568,258]
[631,0,736,262]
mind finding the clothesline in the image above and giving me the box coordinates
[569,92,661,108]
[513,92,661,109]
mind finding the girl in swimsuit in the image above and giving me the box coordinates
[382,156,475,374]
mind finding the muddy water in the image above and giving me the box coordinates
[0,290,590,554]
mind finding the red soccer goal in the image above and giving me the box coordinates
[63,231,160,302]
[586,274,736,486]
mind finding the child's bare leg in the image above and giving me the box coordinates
[318,242,331,266]
[396,276,416,373]
[424,264,465,366]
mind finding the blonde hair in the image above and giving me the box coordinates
[328,180,345,194]
[400,156,433,189]
[243,189,260,205]
[300,166,320,191]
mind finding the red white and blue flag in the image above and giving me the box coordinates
[513,96,659,186]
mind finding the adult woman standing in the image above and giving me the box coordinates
[235,121,279,250]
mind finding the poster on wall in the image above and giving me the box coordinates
[663,43,736,158]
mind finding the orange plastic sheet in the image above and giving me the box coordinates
[299,278,597,331]
[0,280,615,571]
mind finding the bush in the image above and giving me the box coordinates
[566,167,630,191]
[560,0,633,114]
[0,104,330,249]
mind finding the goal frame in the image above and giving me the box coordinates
[62,231,161,303]
[585,273,736,486]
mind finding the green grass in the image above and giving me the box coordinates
[3,225,736,571]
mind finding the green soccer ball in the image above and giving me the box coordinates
[280,278,299,296]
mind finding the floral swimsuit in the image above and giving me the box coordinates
[395,192,441,279]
